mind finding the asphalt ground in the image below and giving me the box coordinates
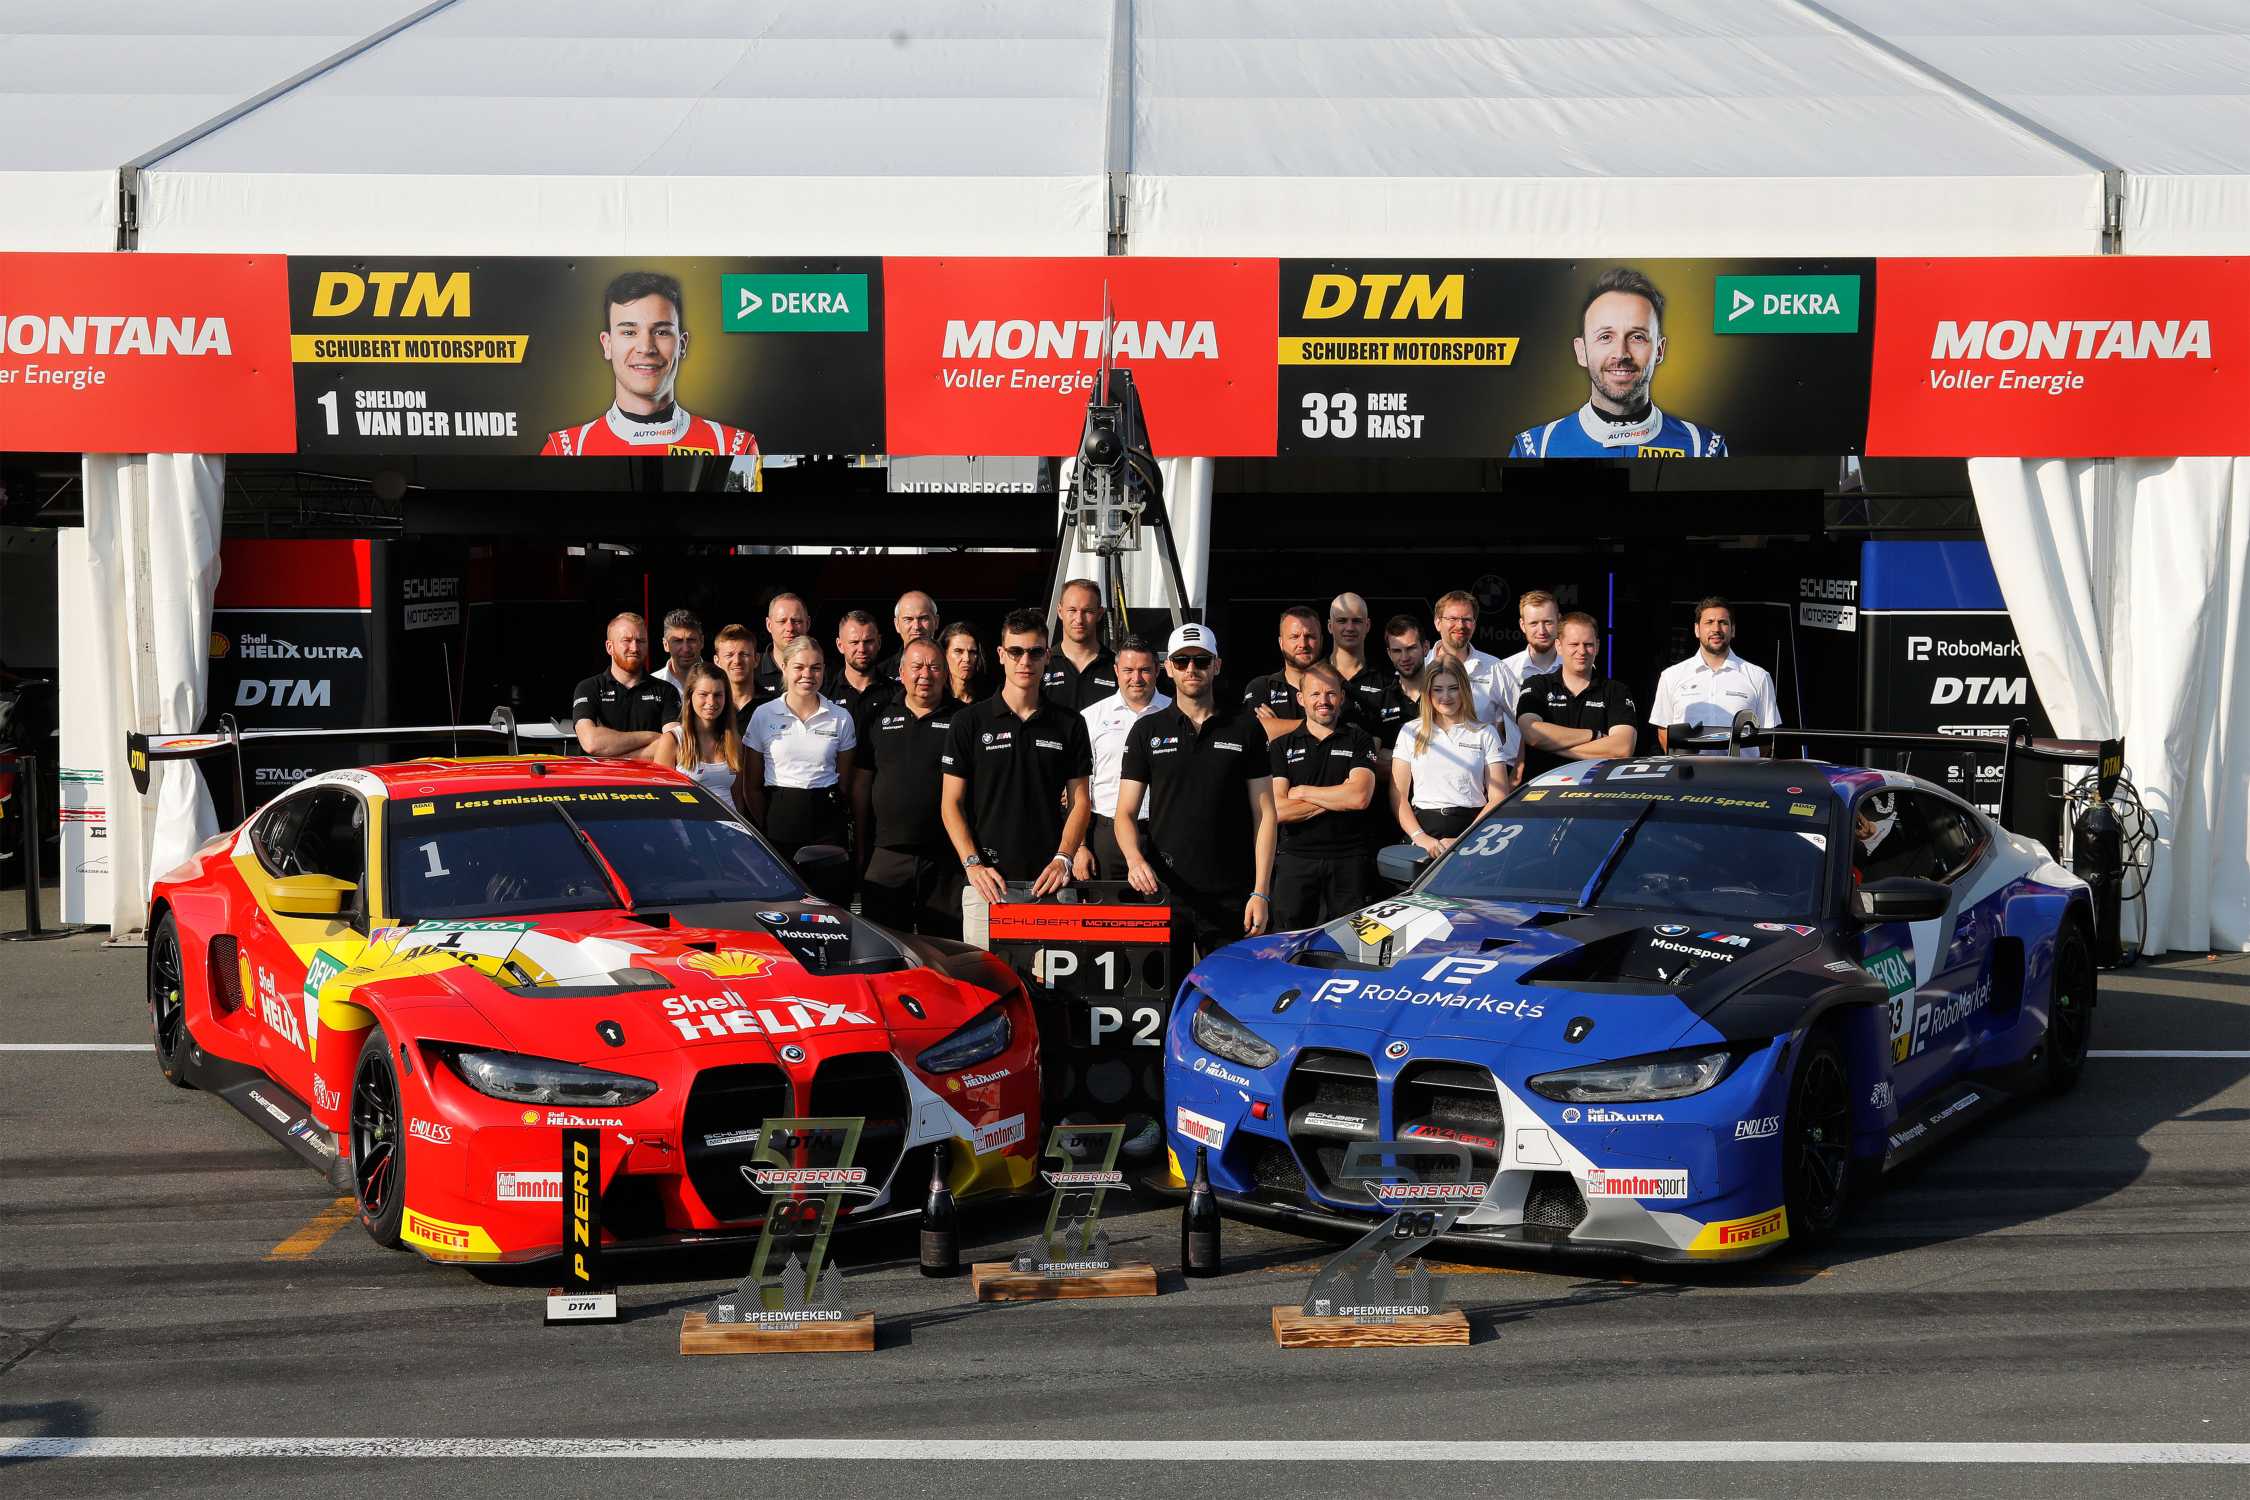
[5,882,2249,1500]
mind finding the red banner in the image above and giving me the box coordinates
[0,253,296,453]
[883,257,1279,457]
[1867,257,2250,457]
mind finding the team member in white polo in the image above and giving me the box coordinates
[1390,656,1514,855]
[1652,595,1780,755]
[1075,636,1170,882]
[1495,589,1561,725]
[742,636,857,860]
[1431,589,1508,724]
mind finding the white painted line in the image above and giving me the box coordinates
[0,1439,2246,1464]
[2089,1049,2250,1059]
[0,1043,151,1052]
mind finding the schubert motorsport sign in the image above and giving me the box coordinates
[0,253,293,452]
[6,253,2247,458]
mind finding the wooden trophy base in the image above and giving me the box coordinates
[1270,1305,1470,1348]
[679,1311,876,1354]
[970,1260,1160,1302]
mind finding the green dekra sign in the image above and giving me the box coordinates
[721,273,869,333]
[1713,275,1861,334]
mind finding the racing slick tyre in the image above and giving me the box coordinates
[2044,927,2096,1096]
[148,911,195,1089]
[1781,1029,1854,1250]
[350,1027,409,1250]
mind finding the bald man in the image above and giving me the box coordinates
[876,590,941,685]
[1326,592,1391,737]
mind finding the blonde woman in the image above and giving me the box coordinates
[1390,657,1510,856]
[647,662,752,818]
[742,636,857,859]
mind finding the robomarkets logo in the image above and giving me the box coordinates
[721,274,869,333]
[1715,275,1861,334]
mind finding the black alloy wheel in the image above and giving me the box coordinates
[148,912,194,1088]
[1782,1031,1854,1247]
[2045,928,2096,1094]
[350,1027,408,1248]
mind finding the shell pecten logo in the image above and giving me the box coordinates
[679,949,777,980]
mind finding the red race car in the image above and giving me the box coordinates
[143,755,1043,1263]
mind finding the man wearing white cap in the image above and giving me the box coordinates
[1115,622,1277,955]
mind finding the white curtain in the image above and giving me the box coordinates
[1970,457,2250,956]
[1053,455,1214,627]
[74,454,226,936]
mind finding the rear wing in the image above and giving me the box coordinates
[1670,711,2122,842]
[125,707,580,809]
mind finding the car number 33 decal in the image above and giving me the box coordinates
[1457,822,1524,858]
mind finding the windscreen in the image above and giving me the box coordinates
[386,784,800,921]
[1418,791,1831,922]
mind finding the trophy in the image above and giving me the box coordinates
[972,1123,1157,1300]
[1273,1139,1475,1347]
[680,1116,878,1354]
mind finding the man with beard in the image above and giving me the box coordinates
[1268,661,1381,930]
[829,609,890,728]
[1432,590,1507,725]
[542,270,758,457]
[571,612,681,756]
[1512,268,1727,459]
[1042,577,1119,710]
[1241,606,1325,743]
[1653,595,1779,755]
[855,640,963,937]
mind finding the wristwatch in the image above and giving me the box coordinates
[961,853,984,869]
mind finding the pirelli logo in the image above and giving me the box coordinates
[1689,1207,1788,1254]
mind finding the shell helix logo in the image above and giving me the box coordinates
[680,949,777,980]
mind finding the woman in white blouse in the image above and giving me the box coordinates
[1390,656,1510,856]
[646,663,752,818]
[742,636,858,859]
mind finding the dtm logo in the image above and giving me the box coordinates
[1931,676,2028,707]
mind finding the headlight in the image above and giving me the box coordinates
[1527,1045,1744,1103]
[441,1048,658,1107]
[1190,998,1279,1070]
[916,1003,1012,1074]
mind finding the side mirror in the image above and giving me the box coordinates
[1850,876,1951,925]
[791,843,854,906]
[269,873,357,918]
[1375,843,1428,889]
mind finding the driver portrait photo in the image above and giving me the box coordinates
[1512,267,1728,459]
[540,269,760,457]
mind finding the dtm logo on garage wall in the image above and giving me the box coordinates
[235,678,332,708]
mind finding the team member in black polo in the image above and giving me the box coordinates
[1268,661,1381,930]
[1515,611,1640,781]
[829,609,891,729]
[941,607,1093,912]
[1372,614,1430,743]
[572,611,681,756]
[1325,592,1392,736]
[853,639,960,937]
[1041,577,1120,711]
[751,591,812,707]
[1240,605,1325,743]
[1116,623,1276,954]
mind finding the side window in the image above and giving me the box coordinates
[252,796,310,876]
[266,789,367,889]
[1851,788,1940,884]
[1925,800,1987,883]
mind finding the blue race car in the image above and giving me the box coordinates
[1163,754,2097,1262]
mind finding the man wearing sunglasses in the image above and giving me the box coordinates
[941,608,1093,918]
[1116,623,1277,956]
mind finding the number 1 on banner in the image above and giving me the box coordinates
[315,390,339,436]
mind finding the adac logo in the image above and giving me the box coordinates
[679,949,776,980]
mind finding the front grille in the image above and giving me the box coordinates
[1395,1062,1504,1184]
[207,935,242,1016]
[807,1052,911,1210]
[1283,1050,1378,1205]
[1247,1139,1308,1198]
[1523,1171,1587,1236]
[680,1063,792,1222]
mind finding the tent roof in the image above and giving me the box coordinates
[2,0,2243,255]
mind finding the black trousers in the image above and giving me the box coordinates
[1270,849,1380,932]
[765,784,846,861]
[859,846,963,940]
[1087,814,1135,881]
[1410,804,1481,842]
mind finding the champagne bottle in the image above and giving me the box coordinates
[918,1149,960,1277]
[1181,1144,1222,1278]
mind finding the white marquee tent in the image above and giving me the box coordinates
[3,0,2244,949]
